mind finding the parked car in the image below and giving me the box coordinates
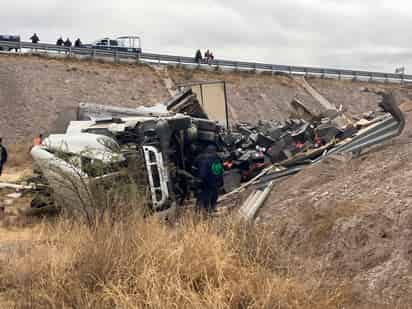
[0,34,20,51]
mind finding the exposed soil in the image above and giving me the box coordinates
[309,77,412,117]
[258,110,412,306]
[0,54,170,142]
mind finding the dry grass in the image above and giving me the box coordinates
[0,156,349,308]
[4,143,32,169]
[0,143,33,183]
[0,212,349,309]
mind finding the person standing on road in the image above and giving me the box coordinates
[30,33,40,52]
[56,37,64,53]
[56,37,64,46]
[64,38,72,47]
[74,38,82,48]
[195,49,202,64]
[64,38,72,55]
[193,144,224,214]
[30,33,39,43]
[0,138,8,177]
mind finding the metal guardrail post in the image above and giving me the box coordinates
[338,71,341,80]
[321,69,325,79]
[114,50,119,63]
[352,72,357,81]
[136,52,140,64]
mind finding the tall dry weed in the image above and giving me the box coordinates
[1,212,348,309]
[4,143,32,168]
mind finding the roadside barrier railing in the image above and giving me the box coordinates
[1,40,410,83]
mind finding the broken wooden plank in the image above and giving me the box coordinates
[294,76,351,128]
[0,182,35,191]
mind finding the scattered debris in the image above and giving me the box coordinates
[6,193,22,199]
[293,76,351,128]
[290,97,315,121]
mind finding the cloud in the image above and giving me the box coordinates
[1,0,410,72]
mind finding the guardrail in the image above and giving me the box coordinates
[1,40,410,83]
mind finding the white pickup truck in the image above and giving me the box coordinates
[89,36,142,53]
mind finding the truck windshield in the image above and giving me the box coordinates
[81,156,125,177]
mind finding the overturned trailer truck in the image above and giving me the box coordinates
[31,89,224,212]
[31,88,405,214]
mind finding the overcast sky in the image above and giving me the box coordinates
[1,0,411,72]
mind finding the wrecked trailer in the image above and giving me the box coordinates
[33,104,223,212]
[31,87,405,217]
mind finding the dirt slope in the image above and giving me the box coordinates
[0,54,170,142]
[309,77,412,117]
[1,53,411,143]
[258,110,412,306]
